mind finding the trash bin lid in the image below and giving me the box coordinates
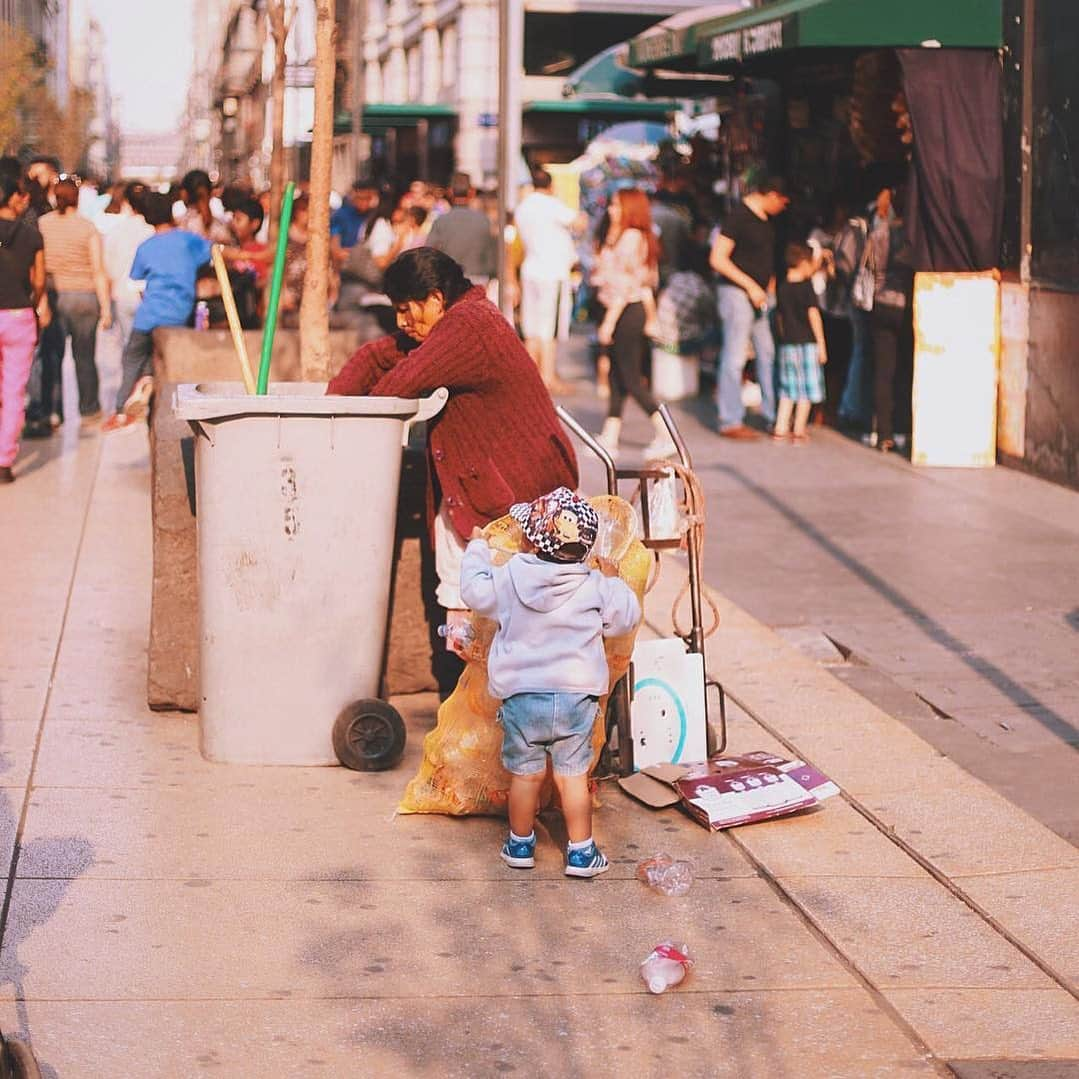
[175,381,446,422]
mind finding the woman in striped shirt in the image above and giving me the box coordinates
[37,178,112,424]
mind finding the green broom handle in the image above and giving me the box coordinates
[256,181,296,394]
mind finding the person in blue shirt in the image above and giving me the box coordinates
[103,192,211,432]
[330,179,378,251]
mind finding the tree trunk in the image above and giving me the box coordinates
[300,0,336,381]
[266,1,294,244]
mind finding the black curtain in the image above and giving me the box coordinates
[899,49,1004,272]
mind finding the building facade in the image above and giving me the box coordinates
[362,0,687,186]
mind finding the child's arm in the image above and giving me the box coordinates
[597,574,642,638]
[808,304,828,365]
[459,538,499,618]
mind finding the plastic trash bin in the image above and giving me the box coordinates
[176,381,448,766]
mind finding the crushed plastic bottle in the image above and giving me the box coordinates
[636,852,695,897]
[640,941,693,995]
[437,621,477,653]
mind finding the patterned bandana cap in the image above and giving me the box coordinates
[509,487,599,562]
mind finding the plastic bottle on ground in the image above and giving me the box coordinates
[640,941,693,994]
[636,852,695,897]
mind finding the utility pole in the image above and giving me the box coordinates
[349,0,368,180]
[496,0,524,317]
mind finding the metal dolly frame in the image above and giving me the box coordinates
[557,403,726,776]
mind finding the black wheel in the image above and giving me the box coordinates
[333,699,407,771]
[1,1037,42,1079]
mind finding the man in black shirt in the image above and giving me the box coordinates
[709,174,789,439]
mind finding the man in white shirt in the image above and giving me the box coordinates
[512,169,584,392]
[102,183,154,381]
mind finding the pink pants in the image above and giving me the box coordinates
[0,308,38,468]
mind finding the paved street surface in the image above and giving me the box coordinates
[0,344,1077,1075]
[558,335,1079,849]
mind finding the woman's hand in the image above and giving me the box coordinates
[99,307,113,331]
[595,556,620,578]
[746,282,767,310]
[470,526,485,540]
[597,320,615,347]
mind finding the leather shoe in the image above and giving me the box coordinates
[719,425,760,441]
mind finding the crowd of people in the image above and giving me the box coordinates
[0,148,913,485]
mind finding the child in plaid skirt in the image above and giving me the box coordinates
[773,243,828,443]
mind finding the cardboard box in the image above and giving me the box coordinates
[619,751,839,832]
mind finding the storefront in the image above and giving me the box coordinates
[627,1,1075,473]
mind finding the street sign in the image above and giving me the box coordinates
[478,112,498,128]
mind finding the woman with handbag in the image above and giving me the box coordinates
[0,169,46,483]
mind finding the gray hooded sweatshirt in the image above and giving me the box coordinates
[460,540,641,700]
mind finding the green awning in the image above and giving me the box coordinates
[334,103,457,136]
[525,98,675,117]
[629,0,1002,70]
[627,2,749,69]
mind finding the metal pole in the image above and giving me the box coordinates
[351,0,368,179]
[497,0,523,317]
[1019,0,1035,285]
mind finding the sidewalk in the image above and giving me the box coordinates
[557,332,1079,848]
[1,386,1077,1075]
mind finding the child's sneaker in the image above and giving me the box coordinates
[500,833,536,869]
[565,841,609,878]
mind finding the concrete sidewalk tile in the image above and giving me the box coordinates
[862,779,1079,876]
[731,799,925,879]
[0,665,51,725]
[0,990,938,1078]
[0,720,40,789]
[0,877,860,1001]
[12,783,757,883]
[776,876,1054,990]
[951,868,1079,992]
[882,988,1079,1060]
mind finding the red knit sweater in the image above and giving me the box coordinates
[327,286,578,539]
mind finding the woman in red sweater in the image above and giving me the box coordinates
[327,248,579,660]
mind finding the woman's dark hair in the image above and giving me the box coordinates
[142,192,174,228]
[125,181,149,217]
[55,179,79,213]
[382,247,472,307]
[181,169,212,201]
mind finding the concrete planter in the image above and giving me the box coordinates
[148,326,439,712]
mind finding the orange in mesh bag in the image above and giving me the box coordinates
[399,495,650,816]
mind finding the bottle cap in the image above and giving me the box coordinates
[648,976,666,994]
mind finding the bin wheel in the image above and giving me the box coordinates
[333,699,406,771]
[1,1037,42,1079]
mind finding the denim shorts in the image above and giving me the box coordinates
[499,692,600,777]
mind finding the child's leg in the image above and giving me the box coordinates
[508,772,545,839]
[774,396,794,436]
[793,398,812,437]
[551,772,592,844]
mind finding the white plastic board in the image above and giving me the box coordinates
[630,638,708,771]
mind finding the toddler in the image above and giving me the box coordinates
[773,242,828,443]
[460,487,641,878]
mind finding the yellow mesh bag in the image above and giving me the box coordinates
[399,496,650,816]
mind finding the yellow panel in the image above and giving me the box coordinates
[911,270,1001,469]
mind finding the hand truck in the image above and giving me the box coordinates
[556,403,726,776]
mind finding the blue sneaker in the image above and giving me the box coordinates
[501,833,536,869]
[565,842,609,879]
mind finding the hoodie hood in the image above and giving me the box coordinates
[507,554,591,612]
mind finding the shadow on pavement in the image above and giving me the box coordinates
[712,460,1079,748]
[0,771,94,1079]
